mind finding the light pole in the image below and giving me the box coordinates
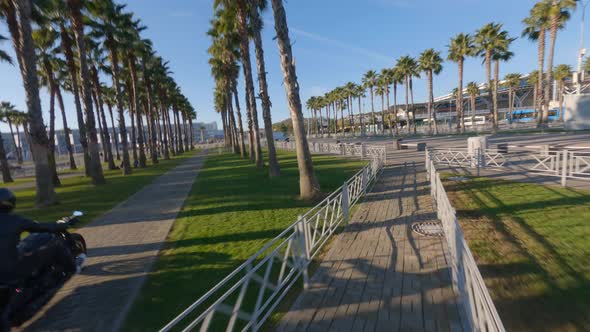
[577,0,590,94]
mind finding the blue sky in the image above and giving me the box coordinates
[0,0,586,132]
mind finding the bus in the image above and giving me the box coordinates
[464,116,486,127]
[509,109,560,123]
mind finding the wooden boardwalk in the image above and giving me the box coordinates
[277,162,463,332]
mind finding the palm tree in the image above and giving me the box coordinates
[0,102,22,164]
[66,0,105,184]
[522,1,551,126]
[419,48,443,135]
[88,0,133,174]
[503,73,522,124]
[362,70,378,135]
[270,0,320,200]
[391,67,403,136]
[553,64,572,121]
[466,82,480,123]
[249,0,280,176]
[375,82,385,135]
[475,23,502,131]
[448,33,475,133]
[396,55,419,134]
[492,32,515,129]
[543,0,576,126]
[10,0,56,205]
[214,0,264,168]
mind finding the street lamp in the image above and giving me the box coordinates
[577,0,590,94]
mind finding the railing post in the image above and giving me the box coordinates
[360,143,366,160]
[295,215,310,289]
[340,143,346,156]
[361,167,368,193]
[342,181,350,223]
[561,150,568,187]
[477,148,481,177]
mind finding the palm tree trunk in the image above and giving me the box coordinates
[410,77,417,134]
[270,0,321,200]
[70,1,105,184]
[471,95,476,124]
[251,1,280,176]
[537,29,546,127]
[485,50,494,131]
[91,71,116,170]
[393,83,399,136]
[493,59,500,130]
[427,70,433,135]
[55,85,76,169]
[544,21,558,126]
[173,107,184,153]
[106,102,120,161]
[91,88,108,163]
[159,102,170,160]
[508,87,513,123]
[126,79,139,166]
[236,0,263,168]
[559,82,564,121]
[107,40,131,175]
[404,76,410,134]
[533,82,539,119]
[48,85,60,186]
[127,56,146,167]
[233,85,246,158]
[457,59,464,133]
[142,64,158,164]
[13,0,56,205]
[0,131,13,182]
[60,24,91,176]
[370,87,375,135]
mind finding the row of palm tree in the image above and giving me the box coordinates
[307,0,577,136]
[1,0,196,206]
[209,0,321,199]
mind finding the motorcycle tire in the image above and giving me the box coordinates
[69,233,87,256]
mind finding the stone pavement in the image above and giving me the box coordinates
[20,150,208,332]
[277,162,462,332]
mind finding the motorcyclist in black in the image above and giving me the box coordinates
[1,188,80,331]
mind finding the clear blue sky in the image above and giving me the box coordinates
[0,0,586,132]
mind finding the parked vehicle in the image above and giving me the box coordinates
[464,116,486,126]
[0,211,87,328]
[509,109,560,123]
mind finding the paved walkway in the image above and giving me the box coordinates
[278,162,462,332]
[20,150,208,332]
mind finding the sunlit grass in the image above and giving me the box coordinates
[444,176,590,332]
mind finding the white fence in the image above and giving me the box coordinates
[161,143,386,332]
[425,150,505,332]
[275,141,387,163]
[428,147,590,187]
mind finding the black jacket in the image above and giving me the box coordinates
[0,213,68,283]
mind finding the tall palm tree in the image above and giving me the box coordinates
[88,0,132,174]
[466,81,480,123]
[362,70,378,135]
[503,73,521,123]
[391,67,403,136]
[475,23,502,131]
[448,33,474,133]
[375,81,385,135]
[214,0,264,168]
[553,64,572,121]
[396,56,417,134]
[11,0,56,205]
[270,0,320,200]
[419,48,443,135]
[543,0,576,126]
[249,0,280,176]
[492,32,515,129]
[522,1,551,126]
[66,0,105,183]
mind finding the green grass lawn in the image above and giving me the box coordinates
[444,177,590,332]
[123,150,366,331]
[11,150,199,226]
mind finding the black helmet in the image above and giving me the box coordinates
[0,188,16,213]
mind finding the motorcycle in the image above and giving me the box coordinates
[0,211,87,328]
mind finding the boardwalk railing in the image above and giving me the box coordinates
[161,144,386,332]
[275,141,387,163]
[428,147,590,187]
[425,150,505,332]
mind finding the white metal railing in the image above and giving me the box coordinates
[161,143,386,332]
[275,141,387,163]
[425,150,505,332]
[428,147,590,187]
